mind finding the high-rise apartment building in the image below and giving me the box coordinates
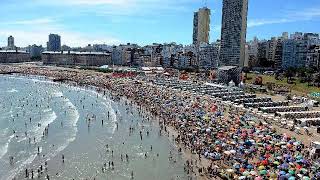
[282,39,308,69]
[307,45,320,70]
[274,38,283,69]
[198,43,220,69]
[220,0,248,67]
[7,36,15,50]
[282,32,289,40]
[47,34,61,51]
[267,37,278,64]
[257,41,268,66]
[193,7,211,45]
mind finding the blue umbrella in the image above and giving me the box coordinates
[288,176,295,180]
[247,164,254,169]
[234,164,240,169]
[279,175,286,180]
[281,163,289,169]
[279,171,286,175]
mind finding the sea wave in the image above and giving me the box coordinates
[64,98,80,141]
[38,95,80,168]
[69,86,118,134]
[0,135,14,160]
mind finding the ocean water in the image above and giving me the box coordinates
[0,75,188,180]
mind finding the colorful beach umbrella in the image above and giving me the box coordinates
[259,170,267,175]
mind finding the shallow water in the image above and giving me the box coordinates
[0,75,188,180]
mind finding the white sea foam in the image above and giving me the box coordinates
[52,91,64,97]
[69,86,118,134]
[0,135,14,160]
[65,98,80,138]
[7,88,18,93]
[37,96,80,169]
[30,78,58,85]
[38,111,57,133]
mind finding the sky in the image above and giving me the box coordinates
[0,0,320,47]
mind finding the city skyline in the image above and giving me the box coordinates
[0,0,320,47]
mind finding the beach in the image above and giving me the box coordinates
[0,64,319,180]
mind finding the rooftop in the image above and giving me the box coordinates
[0,50,29,54]
[218,66,238,71]
[42,51,111,55]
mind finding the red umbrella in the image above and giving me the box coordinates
[261,159,268,166]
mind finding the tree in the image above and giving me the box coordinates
[297,67,307,83]
[285,67,296,84]
[306,73,313,86]
[314,73,320,87]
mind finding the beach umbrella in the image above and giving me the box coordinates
[247,164,254,169]
[273,161,280,165]
[289,170,295,175]
[288,176,295,180]
[295,155,303,160]
[279,175,287,180]
[276,156,282,160]
[240,167,246,173]
[243,171,250,176]
[270,173,277,178]
[279,171,286,175]
[259,170,267,175]
[226,169,234,173]
[239,176,246,180]
[302,177,310,180]
[301,159,308,164]
[255,176,262,180]
[281,163,289,169]
[258,166,265,170]
[234,164,240,169]
[250,170,257,176]
[261,159,268,166]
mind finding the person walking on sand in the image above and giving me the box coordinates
[25,169,28,178]
[139,131,143,141]
[111,161,114,170]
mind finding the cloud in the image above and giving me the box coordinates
[4,18,55,26]
[0,29,121,47]
[0,16,121,47]
[248,7,320,28]
[52,0,132,6]
[33,0,194,16]
[247,19,293,27]
[291,7,320,20]
[0,13,122,47]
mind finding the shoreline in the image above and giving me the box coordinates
[1,64,319,180]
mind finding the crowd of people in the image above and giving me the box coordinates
[1,65,319,180]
